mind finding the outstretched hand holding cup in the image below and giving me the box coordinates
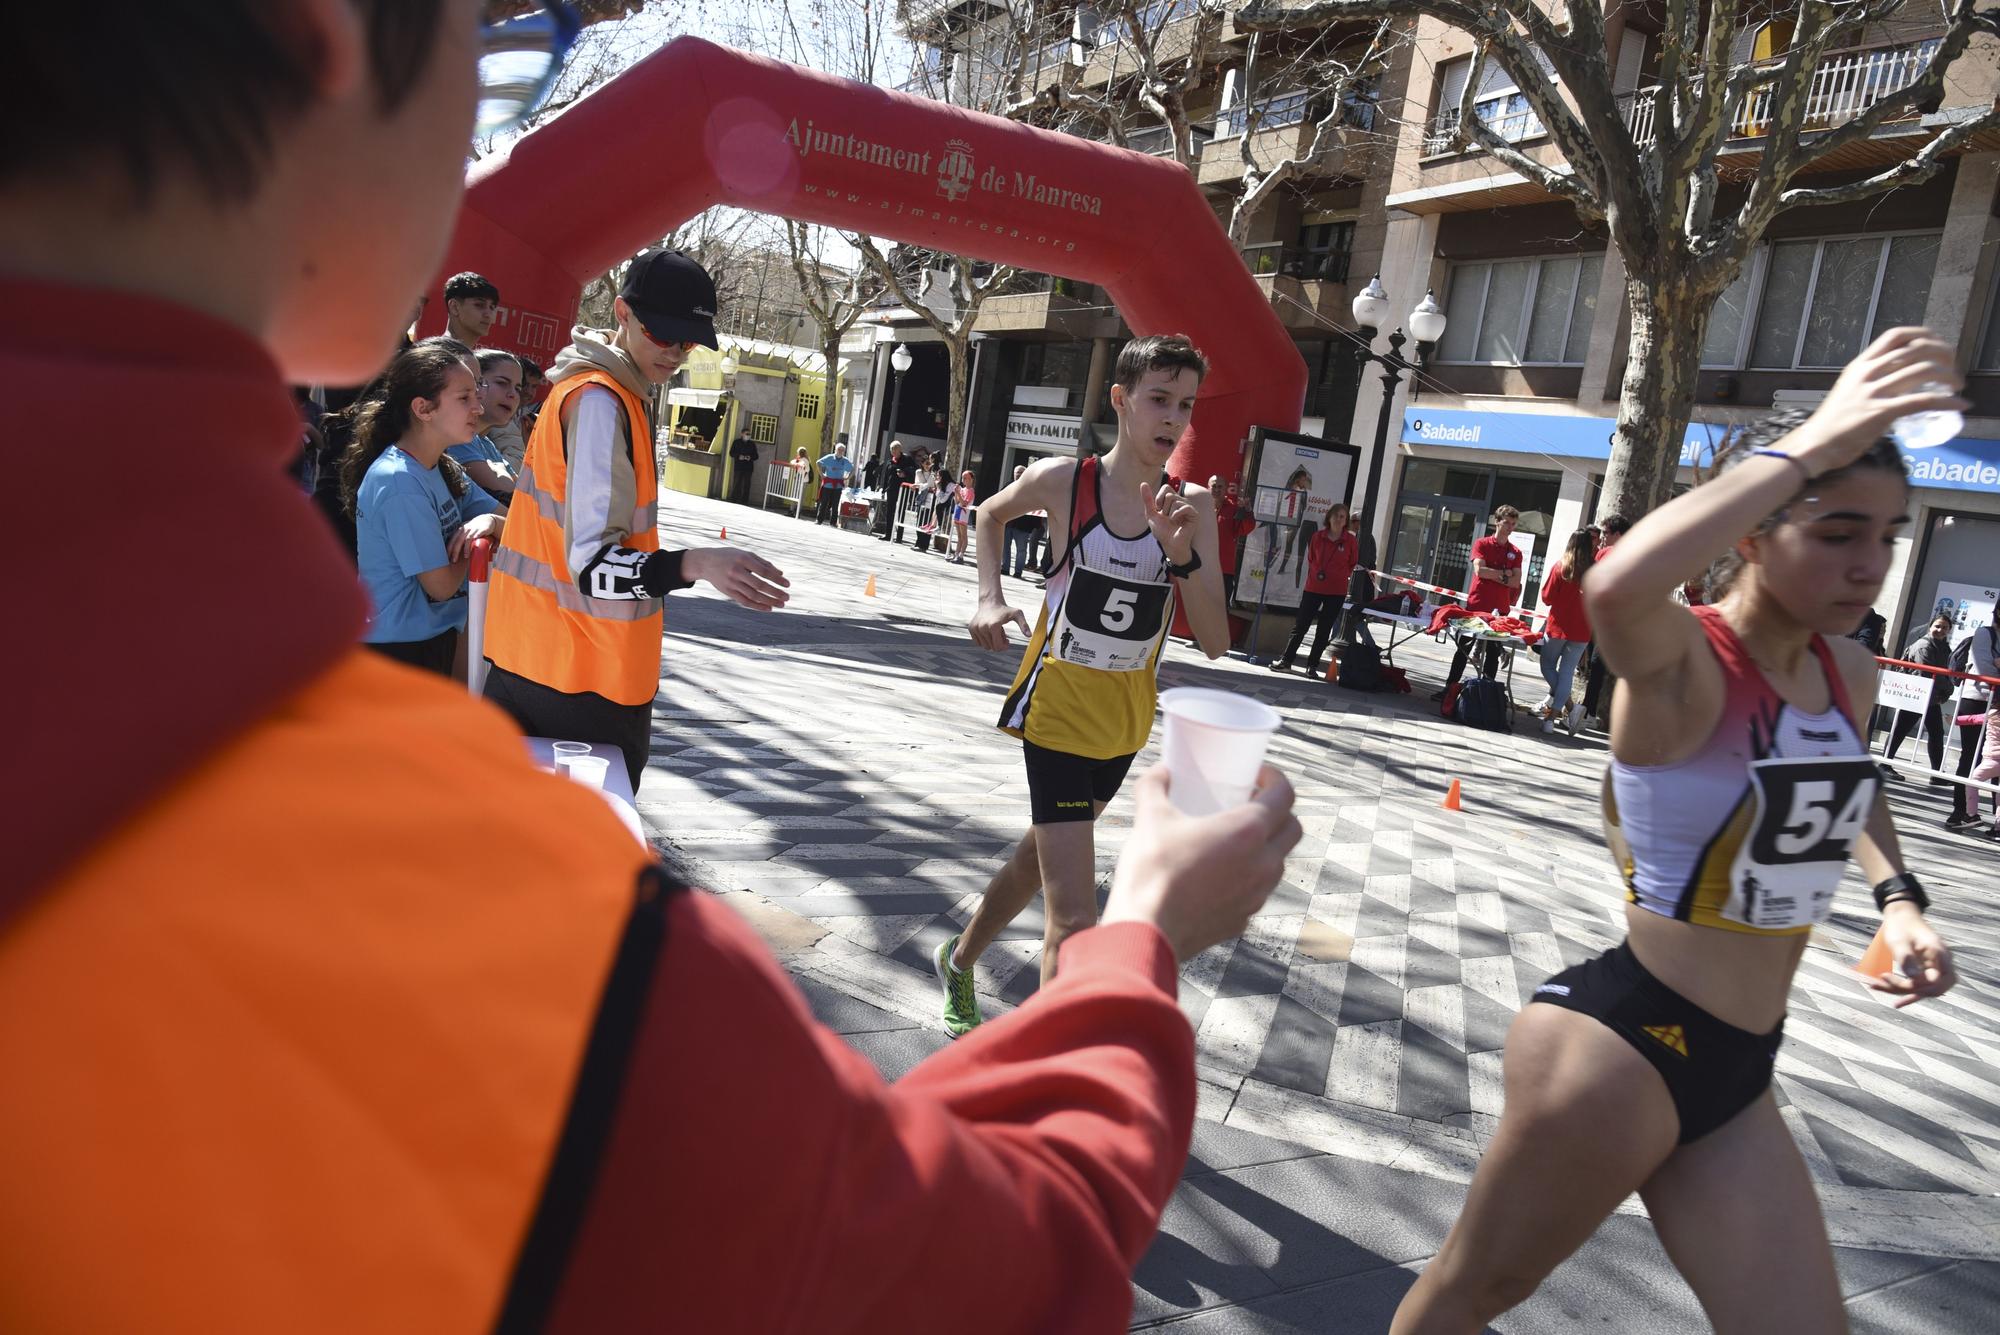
[1159,688,1283,816]
[1101,764,1302,965]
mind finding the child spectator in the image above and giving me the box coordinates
[950,469,976,563]
[341,339,504,676]
[1536,526,1597,735]
[443,271,499,347]
[444,346,520,501]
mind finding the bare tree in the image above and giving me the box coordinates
[852,238,1018,478]
[577,207,768,329]
[1021,0,1235,162]
[787,221,888,458]
[1242,0,2000,519]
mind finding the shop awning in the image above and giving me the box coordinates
[668,387,726,409]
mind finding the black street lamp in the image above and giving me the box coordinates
[1347,276,1448,539]
[884,342,913,454]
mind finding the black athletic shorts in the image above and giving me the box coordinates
[1022,740,1136,826]
[1529,941,1784,1144]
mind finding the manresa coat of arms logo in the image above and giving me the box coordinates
[936,138,975,203]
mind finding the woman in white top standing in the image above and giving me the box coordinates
[1391,328,1961,1334]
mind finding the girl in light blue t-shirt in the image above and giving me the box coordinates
[340,338,504,676]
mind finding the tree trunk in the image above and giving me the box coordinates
[1602,275,1714,523]
[821,333,841,458]
[944,334,972,480]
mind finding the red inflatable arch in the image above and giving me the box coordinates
[435,37,1304,485]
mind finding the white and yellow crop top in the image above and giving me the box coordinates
[1604,606,1877,936]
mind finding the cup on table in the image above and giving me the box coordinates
[548,740,591,775]
[557,753,612,789]
[1159,687,1282,816]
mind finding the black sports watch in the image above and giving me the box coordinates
[1165,550,1203,579]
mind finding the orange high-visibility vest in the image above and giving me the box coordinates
[0,650,649,1334]
[486,370,662,705]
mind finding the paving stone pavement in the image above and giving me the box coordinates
[641,493,2000,1331]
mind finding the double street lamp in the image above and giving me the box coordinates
[885,342,913,458]
[1347,276,1448,541]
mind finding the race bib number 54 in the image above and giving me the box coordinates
[1725,756,1880,930]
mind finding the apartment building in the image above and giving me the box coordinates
[880,2,1998,645]
[1371,4,2000,644]
[875,0,1400,484]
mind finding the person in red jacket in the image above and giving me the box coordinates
[0,5,1306,1331]
[1209,473,1258,609]
[1536,525,1598,735]
[1435,505,1525,698]
[1270,502,1357,676]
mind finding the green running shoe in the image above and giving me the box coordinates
[933,934,983,1038]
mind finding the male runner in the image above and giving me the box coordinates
[935,335,1232,1035]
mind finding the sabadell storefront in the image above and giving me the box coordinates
[1388,406,2000,647]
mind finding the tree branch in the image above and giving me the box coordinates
[1777,104,2000,210]
[1776,1,1984,176]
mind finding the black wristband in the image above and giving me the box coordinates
[1166,549,1202,579]
[639,548,693,597]
[1872,873,1930,913]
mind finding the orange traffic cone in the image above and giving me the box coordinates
[720,526,728,540]
[1324,656,1340,683]
[1853,926,1895,979]
[1441,778,1463,811]
[864,572,877,597]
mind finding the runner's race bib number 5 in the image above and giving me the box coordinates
[1725,756,1880,930]
[1052,563,1171,673]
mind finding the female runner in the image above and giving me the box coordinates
[1391,326,1962,1334]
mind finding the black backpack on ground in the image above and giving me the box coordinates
[1337,641,1384,692]
[1453,675,1513,732]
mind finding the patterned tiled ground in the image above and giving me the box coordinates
[640,493,2000,1327]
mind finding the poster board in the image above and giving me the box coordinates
[1234,429,1359,612]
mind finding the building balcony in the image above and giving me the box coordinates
[1620,38,1942,156]
[1073,0,1204,90]
[1399,37,1986,215]
[973,274,1114,338]
[900,0,1007,38]
[1241,244,1352,331]
[1199,91,1376,186]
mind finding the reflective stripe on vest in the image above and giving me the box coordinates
[485,369,664,706]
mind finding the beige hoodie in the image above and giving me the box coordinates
[544,326,661,594]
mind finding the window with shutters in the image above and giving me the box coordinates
[1424,52,1552,156]
[749,413,780,444]
[1435,254,1602,366]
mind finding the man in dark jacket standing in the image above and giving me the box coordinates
[876,440,918,541]
[728,432,759,506]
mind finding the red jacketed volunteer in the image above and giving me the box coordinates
[0,280,1198,1334]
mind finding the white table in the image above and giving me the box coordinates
[523,737,645,843]
[1362,609,1436,664]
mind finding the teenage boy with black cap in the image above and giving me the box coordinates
[483,247,790,788]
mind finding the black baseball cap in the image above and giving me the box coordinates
[620,247,719,349]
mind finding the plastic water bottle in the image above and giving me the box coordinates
[1891,382,1962,451]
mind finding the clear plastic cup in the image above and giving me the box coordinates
[1891,382,1962,451]
[557,754,612,789]
[1159,687,1283,816]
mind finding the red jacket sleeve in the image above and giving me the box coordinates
[637,894,1195,1334]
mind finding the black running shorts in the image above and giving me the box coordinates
[1022,741,1136,826]
[1529,941,1784,1144]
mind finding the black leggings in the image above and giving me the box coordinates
[1885,701,1946,772]
[1447,636,1503,687]
[1281,593,1344,669]
[482,663,653,792]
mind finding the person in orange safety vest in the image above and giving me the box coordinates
[482,248,789,790]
